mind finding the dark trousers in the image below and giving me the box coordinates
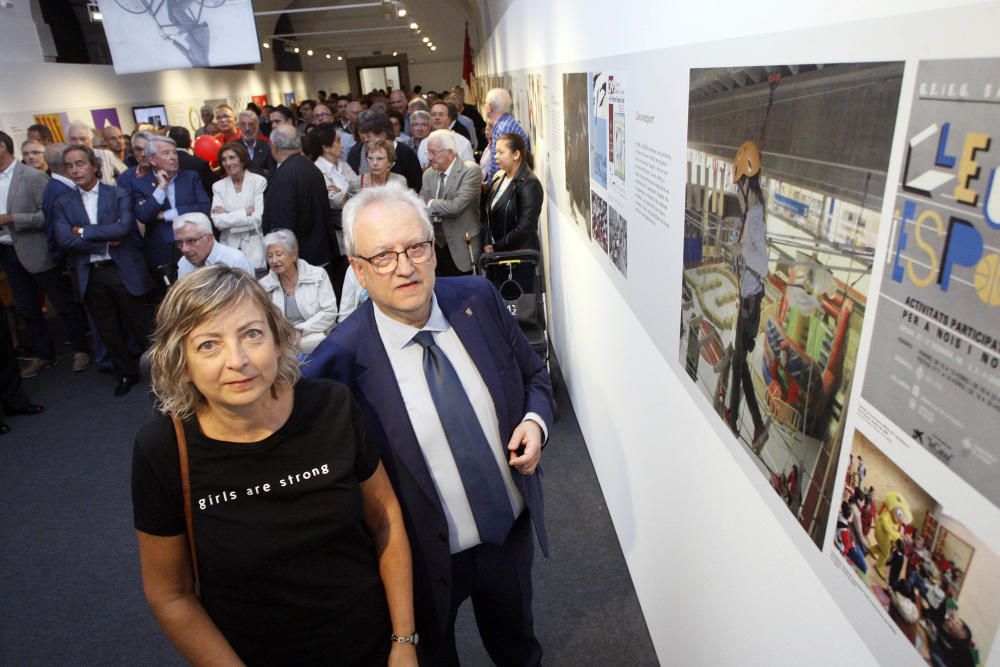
[0,245,89,360]
[729,291,764,432]
[435,243,472,277]
[418,512,541,667]
[0,309,31,415]
[83,263,151,378]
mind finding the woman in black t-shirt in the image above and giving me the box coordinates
[132,265,417,666]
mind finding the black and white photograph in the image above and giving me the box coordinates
[609,206,628,276]
[98,0,261,74]
[592,191,608,250]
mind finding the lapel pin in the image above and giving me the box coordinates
[464,307,473,318]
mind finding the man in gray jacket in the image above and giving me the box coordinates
[0,131,90,377]
[420,130,482,276]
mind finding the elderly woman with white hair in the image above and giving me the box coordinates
[173,212,254,280]
[259,229,338,354]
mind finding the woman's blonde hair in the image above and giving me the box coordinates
[147,265,300,420]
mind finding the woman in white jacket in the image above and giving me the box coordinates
[259,229,339,354]
[210,142,267,272]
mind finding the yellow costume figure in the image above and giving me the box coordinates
[874,491,911,577]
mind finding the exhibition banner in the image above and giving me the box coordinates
[862,58,1000,508]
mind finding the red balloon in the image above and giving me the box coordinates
[193,134,222,165]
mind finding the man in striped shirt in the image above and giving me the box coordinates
[483,88,530,184]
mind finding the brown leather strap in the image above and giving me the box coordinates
[171,415,201,598]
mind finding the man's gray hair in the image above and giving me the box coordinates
[67,120,93,135]
[45,142,68,172]
[262,228,298,255]
[132,130,157,145]
[342,181,433,257]
[270,125,301,151]
[485,88,511,114]
[427,129,457,154]
[238,110,257,123]
[173,212,213,236]
[410,110,431,124]
[147,135,177,156]
[200,104,213,113]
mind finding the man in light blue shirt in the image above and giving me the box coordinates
[173,212,253,280]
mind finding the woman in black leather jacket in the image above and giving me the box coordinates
[483,133,543,252]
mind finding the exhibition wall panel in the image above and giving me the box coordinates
[480,1,1000,665]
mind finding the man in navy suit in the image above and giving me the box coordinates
[53,146,153,396]
[134,135,210,283]
[41,142,74,264]
[303,182,552,666]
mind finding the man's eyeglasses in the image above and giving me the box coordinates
[174,233,211,248]
[356,240,433,274]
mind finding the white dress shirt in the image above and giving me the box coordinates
[177,239,254,278]
[373,296,528,553]
[0,160,16,245]
[78,183,111,263]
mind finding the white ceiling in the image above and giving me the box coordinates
[251,0,497,67]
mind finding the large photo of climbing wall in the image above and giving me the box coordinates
[678,62,905,548]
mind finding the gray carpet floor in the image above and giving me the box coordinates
[1,344,656,666]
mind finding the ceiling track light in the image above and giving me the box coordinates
[306,49,314,56]
[409,22,418,30]
[337,54,344,61]
[294,46,300,53]
[422,36,429,43]
[397,7,406,17]
[262,41,270,49]
[430,45,436,51]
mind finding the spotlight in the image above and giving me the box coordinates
[409,22,418,30]
[326,53,331,59]
[337,55,343,61]
[422,37,429,43]
[392,51,398,56]
[397,8,406,17]
[262,41,270,49]
[430,46,436,51]
[294,46,300,53]
[307,49,314,56]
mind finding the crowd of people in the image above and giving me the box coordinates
[2,83,553,665]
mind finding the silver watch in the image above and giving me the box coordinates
[391,632,419,646]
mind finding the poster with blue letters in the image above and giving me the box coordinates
[862,57,1000,506]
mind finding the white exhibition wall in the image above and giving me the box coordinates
[0,60,310,142]
[480,1,1000,665]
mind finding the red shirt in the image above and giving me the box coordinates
[213,129,241,144]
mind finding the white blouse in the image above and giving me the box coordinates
[210,171,268,270]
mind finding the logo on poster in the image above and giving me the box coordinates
[892,121,1000,305]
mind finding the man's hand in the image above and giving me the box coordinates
[155,169,171,189]
[507,420,543,474]
[0,214,13,226]
[483,244,494,254]
[245,207,254,216]
[71,226,83,236]
[211,206,225,215]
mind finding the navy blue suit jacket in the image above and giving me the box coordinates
[42,177,75,265]
[52,184,152,301]
[302,276,553,635]
[133,169,211,268]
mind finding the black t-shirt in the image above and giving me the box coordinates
[132,378,388,665]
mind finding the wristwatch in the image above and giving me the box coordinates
[391,632,419,646]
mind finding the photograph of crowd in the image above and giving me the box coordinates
[592,191,609,251]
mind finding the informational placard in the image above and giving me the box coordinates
[862,58,1000,508]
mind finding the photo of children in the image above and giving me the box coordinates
[836,430,1000,667]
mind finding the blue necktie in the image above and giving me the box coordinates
[412,330,514,545]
